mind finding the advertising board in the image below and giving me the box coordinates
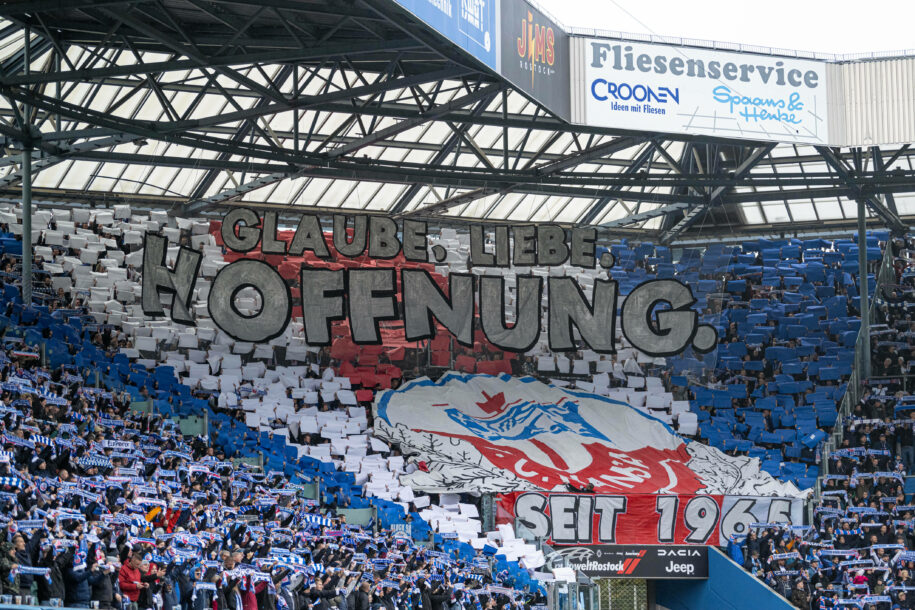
[547,545,709,579]
[390,0,499,70]
[579,38,830,144]
[500,0,570,120]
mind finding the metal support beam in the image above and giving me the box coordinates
[21,148,31,307]
[660,144,775,243]
[0,133,143,188]
[0,38,422,85]
[388,90,498,214]
[184,83,502,214]
[534,136,647,175]
[599,201,691,229]
[187,64,295,201]
[817,145,907,233]
[20,26,32,308]
[326,83,500,159]
[858,196,870,379]
[580,141,659,225]
[408,135,648,217]
[871,146,898,215]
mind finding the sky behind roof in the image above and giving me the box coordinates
[538,0,915,56]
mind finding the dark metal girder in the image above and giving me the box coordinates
[579,141,659,225]
[816,145,907,233]
[25,145,915,192]
[187,64,295,201]
[534,136,648,175]
[161,66,472,133]
[407,135,651,216]
[97,5,294,105]
[15,104,915,179]
[25,60,915,175]
[283,164,702,203]
[659,144,775,243]
[3,86,910,195]
[0,83,345,166]
[672,214,915,243]
[0,0,146,15]
[0,133,146,188]
[1,37,53,77]
[66,151,293,174]
[871,146,898,215]
[0,183,903,239]
[388,92,498,214]
[58,148,706,203]
[204,0,385,21]
[0,38,423,85]
[326,83,501,159]
[721,184,915,204]
[182,82,503,214]
[600,202,692,229]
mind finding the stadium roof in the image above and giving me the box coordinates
[0,0,913,243]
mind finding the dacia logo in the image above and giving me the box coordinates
[657,549,701,557]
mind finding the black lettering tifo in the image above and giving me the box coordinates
[140,213,715,355]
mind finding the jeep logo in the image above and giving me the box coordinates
[665,561,696,575]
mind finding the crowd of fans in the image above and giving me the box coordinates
[871,236,915,385]
[0,209,550,610]
[664,236,889,494]
[729,237,915,610]
[0,203,903,609]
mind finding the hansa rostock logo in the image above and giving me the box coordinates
[548,547,646,576]
[515,10,556,86]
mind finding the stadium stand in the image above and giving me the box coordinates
[0,201,895,608]
[0,206,552,608]
[722,236,915,609]
[1,1,915,609]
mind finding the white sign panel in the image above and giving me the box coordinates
[581,39,829,144]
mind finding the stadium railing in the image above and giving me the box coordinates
[811,238,895,520]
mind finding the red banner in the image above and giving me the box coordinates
[497,492,804,546]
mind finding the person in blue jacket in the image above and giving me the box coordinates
[64,549,104,608]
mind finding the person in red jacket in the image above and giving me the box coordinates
[117,553,148,604]
[241,575,267,610]
[153,504,179,534]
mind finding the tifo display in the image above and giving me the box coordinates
[1,1,915,610]
[0,201,905,609]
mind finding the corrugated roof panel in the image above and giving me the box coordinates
[553,198,591,223]
[173,169,211,196]
[788,202,817,221]
[814,201,844,220]
[365,184,407,211]
[761,203,791,224]
[33,161,72,189]
[142,166,181,194]
[740,204,765,224]
[57,161,97,190]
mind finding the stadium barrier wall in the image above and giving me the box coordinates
[177,414,207,436]
[337,507,376,527]
[129,399,152,413]
[654,547,792,610]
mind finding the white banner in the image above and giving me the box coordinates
[373,373,808,498]
[579,38,829,144]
